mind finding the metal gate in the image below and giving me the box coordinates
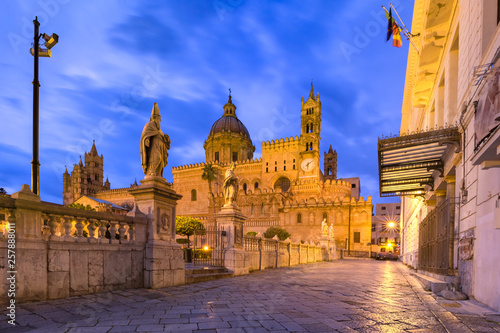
[418,198,457,275]
[192,225,224,267]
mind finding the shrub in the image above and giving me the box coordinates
[264,226,290,241]
[246,231,257,236]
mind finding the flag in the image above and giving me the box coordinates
[386,8,393,42]
[384,6,402,48]
[392,22,402,47]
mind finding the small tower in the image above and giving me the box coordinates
[324,145,337,180]
[62,167,72,205]
[84,140,104,196]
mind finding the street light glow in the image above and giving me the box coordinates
[203,246,209,251]
[388,221,395,228]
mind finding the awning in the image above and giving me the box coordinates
[378,127,461,197]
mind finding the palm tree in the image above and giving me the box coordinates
[201,163,218,225]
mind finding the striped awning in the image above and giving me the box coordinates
[378,127,461,197]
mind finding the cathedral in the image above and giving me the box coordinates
[62,84,373,249]
[172,84,373,249]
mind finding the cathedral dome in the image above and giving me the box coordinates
[208,115,251,139]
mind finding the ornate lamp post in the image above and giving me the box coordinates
[30,17,58,196]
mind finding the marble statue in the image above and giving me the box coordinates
[223,163,239,206]
[321,218,328,237]
[328,224,334,239]
[140,103,170,177]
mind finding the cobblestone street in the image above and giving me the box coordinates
[3,260,500,332]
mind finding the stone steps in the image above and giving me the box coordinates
[185,267,234,284]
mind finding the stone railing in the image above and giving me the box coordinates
[0,183,183,304]
[242,235,329,272]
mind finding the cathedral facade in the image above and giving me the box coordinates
[172,85,373,249]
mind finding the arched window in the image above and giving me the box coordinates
[306,124,309,133]
[254,182,259,189]
[310,124,313,133]
[297,213,302,224]
[274,177,291,192]
[323,212,328,222]
[243,183,247,194]
[191,189,197,201]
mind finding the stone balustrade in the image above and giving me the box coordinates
[242,235,329,272]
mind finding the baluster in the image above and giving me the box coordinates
[48,214,61,241]
[75,217,86,242]
[118,222,126,244]
[41,214,50,241]
[87,219,98,243]
[98,220,107,244]
[127,224,135,244]
[109,221,119,244]
[62,216,74,242]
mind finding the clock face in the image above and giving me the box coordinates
[301,158,315,172]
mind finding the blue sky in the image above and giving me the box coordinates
[0,0,413,206]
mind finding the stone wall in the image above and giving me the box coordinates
[0,184,184,304]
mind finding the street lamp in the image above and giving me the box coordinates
[30,17,58,196]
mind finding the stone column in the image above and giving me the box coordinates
[215,205,247,275]
[129,177,184,288]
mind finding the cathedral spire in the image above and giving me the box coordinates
[328,144,334,154]
[90,140,98,156]
[78,156,83,167]
[308,81,315,101]
[223,90,237,117]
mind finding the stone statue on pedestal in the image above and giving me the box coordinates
[328,224,334,239]
[223,163,239,206]
[321,218,328,237]
[140,103,170,177]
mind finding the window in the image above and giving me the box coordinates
[232,152,238,162]
[371,224,376,231]
[275,167,277,172]
[322,212,327,222]
[215,152,219,162]
[95,175,98,181]
[284,166,286,171]
[351,184,356,188]
[191,189,197,201]
[381,206,386,210]
[396,206,400,210]
[251,204,254,214]
[371,238,375,245]
[297,213,302,223]
[353,232,360,243]
[254,182,259,189]
[310,124,313,133]
[306,124,309,133]
[274,177,291,192]
[243,183,247,194]
[261,203,264,213]
[328,158,332,162]
[266,167,268,173]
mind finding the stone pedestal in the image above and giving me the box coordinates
[129,176,185,288]
[319,237,336,261]
[215,205,247,275]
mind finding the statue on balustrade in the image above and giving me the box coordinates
[140,103,170,178]
[223,163,239,206]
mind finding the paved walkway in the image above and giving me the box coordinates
[2,260,500,332]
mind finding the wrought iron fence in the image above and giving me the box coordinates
[192,225,224,267]
[418,198,457,275]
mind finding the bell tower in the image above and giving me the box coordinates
[299,83,322,177]
[324,145,337,180]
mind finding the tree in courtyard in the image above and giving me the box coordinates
[264,226,291,241]
[0,188,7,197]
[201,163,218,220]
[176,216,205,247]
[68,203,95,211]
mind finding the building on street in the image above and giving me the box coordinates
[378,0,500,312]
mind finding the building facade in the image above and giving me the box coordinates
[378,0,500,311]
[371,203,401,254]
[173,85,372,248]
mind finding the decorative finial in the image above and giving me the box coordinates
[229,88,231,97]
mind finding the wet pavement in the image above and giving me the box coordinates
[2,259,500,332]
